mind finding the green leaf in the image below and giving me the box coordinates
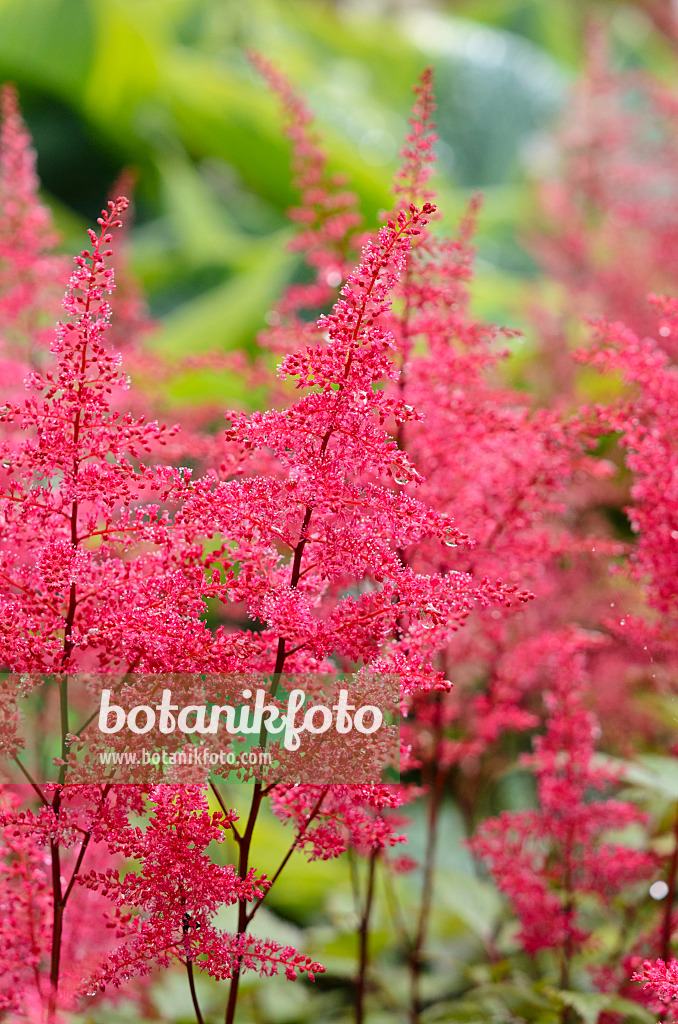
[432,865,502,941]
[610,753,678,801]
[153,230,293,357]
[551,989,655,1024]
[0,0,95,98]
[83,0,160,124]
[157,154,249,268]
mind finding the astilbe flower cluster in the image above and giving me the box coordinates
[0,133,325,1013]
[249,64,642,1020]
[384,71,603,695]
[532,26,678,371]
[183,197,523,907]
[634,959,678,1024]
[576,305,678,1012]
[0,75,537,1023]
[0,190,237,1017]
[470,629,654,966]
[192,199,520,682]
[581,314,678,644]
[3,48,676,1024]
[250,43,678,1024]
[0,788,52,1017]
[525,23,678,1010]
[0,84,66,382]
[0,196,221,677]
[84,786,321,989]
[248,51,362,339]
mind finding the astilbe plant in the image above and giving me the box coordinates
[573,307,678,1013]
[0,84,66,381]
[363,68,623,1020]
[581,312,678,646]
[531,25,678,380]
[471,42,678,1004]
[252,61,636,1024]
[0,73,535,1024]
[0,193,225,1018]
[470,628,655,986]
[0,183,323,1017]
[245,42,678,1024]
[185,194,525,1021]
[6,47,678,1024]
[84,786,321,994]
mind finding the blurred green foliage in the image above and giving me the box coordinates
[0,0,671,394]
[0,0,601,383]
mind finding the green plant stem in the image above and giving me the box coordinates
[409,700,445,1024]
[355,848,378,1024]
[186,960,206,1024]
[660,804,678,961]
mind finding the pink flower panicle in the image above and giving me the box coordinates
[193,204,523,683]
[0,196,228,678]
[271,783,407,860]
[382,67,604,785]
[0,788,52,1015]
[85,787,323,989]
[532,28,678,361]
[580,313,678,640]
[392,66,437,209]
[249,51,362,328]
[0,83,66,371]
[470,629,654,956]
[634,959,678,1023]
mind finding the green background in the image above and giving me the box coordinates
[3,0,668,410]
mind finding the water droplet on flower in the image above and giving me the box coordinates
[650,880,669,900]
[620,618,626,626]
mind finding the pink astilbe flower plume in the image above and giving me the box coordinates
[0,788,52,1016]
[634,959,678,1024]
[271,783,408,861]
[0,196,253,1018]
[249,51,362,356]
[0,84,66,376]
[85,786,322,990]
[579,312,678,651]
[532,26,678,369]
[193,200,521,684]
[0,195,242,676]
[378,67,602,759]
[181,172,525,1020]
[391,65,437,211]
[470,630,654,965]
